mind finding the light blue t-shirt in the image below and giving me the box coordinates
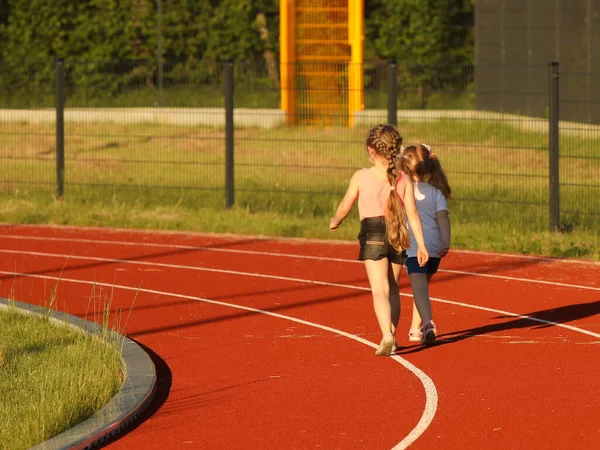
[407,182,449,258]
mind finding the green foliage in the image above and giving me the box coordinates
[0,1,150,103]
[367,0,473,65]
[0,0,472,66]
[364,0,474,101]
[159,0,213,61]
[0,0,141,60]
[0,0,288,103]
[204,0,261,61]
[0,1,475,110]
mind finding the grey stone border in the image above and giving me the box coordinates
[0,298,156,450]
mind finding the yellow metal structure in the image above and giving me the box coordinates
[279,0,364,126]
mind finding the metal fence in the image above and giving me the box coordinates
[0,58,598,234]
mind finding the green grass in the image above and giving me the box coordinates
[0,83,475,110]
[1,118,599,260]
[0,306,123,449]
[1,195,598,260]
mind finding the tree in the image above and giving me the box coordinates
[365,0,474,104]
[366,0,473,65]
[204,0,262,61]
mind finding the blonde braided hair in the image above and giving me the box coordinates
[365,124,409,251]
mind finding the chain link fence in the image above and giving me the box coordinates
[0,58,598,234]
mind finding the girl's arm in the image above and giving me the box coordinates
[329,170,360,231]
[436,210,451,257]
[403,181,429,266]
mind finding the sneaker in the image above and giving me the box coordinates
[391,341,400,353]
[421,321,437,346]
[375,335,395,356]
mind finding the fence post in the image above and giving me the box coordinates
[224,60,234,208]
[387,60,397,126]
[55,58,65,199]
[548,61,560,231]
[156,0,164,107]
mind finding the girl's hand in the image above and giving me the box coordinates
[417,247,429,266]
[329,217,341,231]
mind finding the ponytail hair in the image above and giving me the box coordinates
[366,124,409,251]
[399,144,451,199]
[428,152,451,199]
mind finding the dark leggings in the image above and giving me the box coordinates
[409,272,433,324]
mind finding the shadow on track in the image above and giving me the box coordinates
[97,341,172,448]
[397,299,600,355]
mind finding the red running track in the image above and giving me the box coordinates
[0,224,599,449]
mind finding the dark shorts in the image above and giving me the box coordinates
[357,216,407,264]
[405,257,441,275]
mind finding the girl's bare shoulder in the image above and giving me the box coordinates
[351,168,367,179]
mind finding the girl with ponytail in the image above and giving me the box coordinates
[399,143,452,346]
[329,124,428,356]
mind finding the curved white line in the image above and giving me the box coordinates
[0,270,437,449]
[1,248,598,340]
[0,235,599,291]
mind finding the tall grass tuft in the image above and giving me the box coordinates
[0,282,131,449]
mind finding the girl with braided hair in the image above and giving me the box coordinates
[329,124,428,356]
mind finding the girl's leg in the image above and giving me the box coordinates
[408,272,433,325]
[409,272,438,345]
[409,300,423,340]
[409,273,435,339]
[389,262,403,336]
[364,259,394,355]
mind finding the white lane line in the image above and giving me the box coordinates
[439,268,600,292]
[0,235,599,291]
[2,248,599,340]
[0,248,365,290]
[445,248,600,266]
[2,226,600,267]
[423,297,600,339]
[0,270,437,450]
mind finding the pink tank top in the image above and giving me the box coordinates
[358,168,406,220]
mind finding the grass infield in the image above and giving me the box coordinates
[0,305,123,449]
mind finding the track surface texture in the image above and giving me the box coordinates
[1,224,599,450]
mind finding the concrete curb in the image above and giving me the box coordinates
[1,107,599,135]
[0,298,156,450]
